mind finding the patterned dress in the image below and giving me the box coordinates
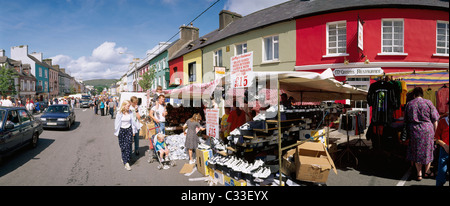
[405,97,439,165]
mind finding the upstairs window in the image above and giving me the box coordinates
[188,62,196,83]
[236,43,247,55]
[263,35,279,62]
[382,19,404,53]
[214,49,223,67]
[436,21,449,55]
[326,21,347,55]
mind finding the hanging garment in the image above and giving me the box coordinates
[436,87,449,115]
[367,81,399,124]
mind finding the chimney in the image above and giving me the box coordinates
[60,68,66,73]
[43,59,52,66]
[11,45,29,60]
[179,24,199,42]
[0,49,5,57]
[219,10,242,31]
[30,52,43,62]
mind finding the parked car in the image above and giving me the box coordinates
[40,104,76,130]
[0,106,43,163]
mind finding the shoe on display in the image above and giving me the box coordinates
[230,129,241,135]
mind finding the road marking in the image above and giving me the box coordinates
[396,167,412,186]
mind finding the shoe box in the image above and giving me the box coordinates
[224,175,247,186]
[294,141,337,183]
[196,148,213,176]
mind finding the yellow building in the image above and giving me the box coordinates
[182,49,202,85]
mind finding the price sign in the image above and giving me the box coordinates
[206,109,220,139]
[230,52,254,88]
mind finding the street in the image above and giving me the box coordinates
[0,107,206,186]
[0,107,447,187]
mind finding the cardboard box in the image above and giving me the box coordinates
[213,170,225,185]
[295,141,337,183]
[224,175,247,186]
[281,148,296,176]
[196,149,213,176]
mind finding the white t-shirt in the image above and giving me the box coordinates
[120,113,132,129]
[2,99,13,107]
[151,104,166,123]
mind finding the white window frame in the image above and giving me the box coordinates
[379,19,407,56]
[235,43,248,55]
[434,20,449,56]
[213,49,223,67]
[324,21,348,58]
[263,35,279,62]
[39,68,42,77]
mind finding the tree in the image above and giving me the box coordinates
[138,65,156,91]
[0,65,18,97]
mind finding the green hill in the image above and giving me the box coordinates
[84,79,118,87]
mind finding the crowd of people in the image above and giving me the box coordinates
[0,95,81,114]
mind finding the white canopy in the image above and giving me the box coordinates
[163,68,367,102]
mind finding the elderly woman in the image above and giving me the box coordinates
[405,87,439,181]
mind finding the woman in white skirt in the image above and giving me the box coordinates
[114,100,138,171]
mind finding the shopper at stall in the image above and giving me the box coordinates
[114,100,138,171]
[435,102,449,186]
[184,113,205,164]
[405,87,439,181]
[227,101,247,133]
[220,107,231,141]
[150,94,167,134]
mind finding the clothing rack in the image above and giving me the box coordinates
[337,110,361,166]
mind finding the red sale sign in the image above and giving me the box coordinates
[206,109,220,139]
[230,51,254,88]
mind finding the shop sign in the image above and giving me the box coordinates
[230,51,254,88]
[214,66,226,80]
[333,68,383,76]
[358,19,364,51]
[206,109,220,139]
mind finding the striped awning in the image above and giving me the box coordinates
[391,72,449,85]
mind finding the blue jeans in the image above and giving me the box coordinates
[155,122,165,134]
[436,146,449,186]
[134,130,140,153]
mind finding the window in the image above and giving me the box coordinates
[436,21,449,55]
[327,21,347,55]
[7,110,20,127]
[382,19,404,53]
[214,49,223,67]
[188,62,196,82]
[44,70,47,78]
[236,43,247,55]
[263,35,279,62]
[39,68,42,77]
[18,110,31,124]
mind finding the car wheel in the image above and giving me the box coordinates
[31,133,39,148]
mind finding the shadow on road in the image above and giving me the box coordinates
[0,138,55,177]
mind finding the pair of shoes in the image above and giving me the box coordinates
[252,167,271,178]
[124,163,131,171]
[198,143,210,150]
[189,159,196,164]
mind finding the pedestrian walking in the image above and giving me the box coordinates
[114,100,138,171]
[183,113,205,164]
[94,98,99,115]
[435,102,449,186]
[405,87,440,181]
[100,99,105,116]
[108,99,116,119]
[130,96,143,156]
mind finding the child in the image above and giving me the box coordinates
[155,133,170,163]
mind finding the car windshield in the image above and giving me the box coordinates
[0,110,5,129]
[46,105,69,113]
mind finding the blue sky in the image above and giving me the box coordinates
[0,0,289,80]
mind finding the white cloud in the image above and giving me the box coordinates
[224,0,290,16]
[51,42,133,81]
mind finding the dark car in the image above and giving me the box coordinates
[0,106,43,163]
[40,104,76,130]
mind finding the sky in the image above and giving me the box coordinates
[0,0,290,81]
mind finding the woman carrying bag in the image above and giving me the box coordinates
[114,100,138,171]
